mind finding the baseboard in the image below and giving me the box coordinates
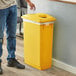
[52,58,76,75]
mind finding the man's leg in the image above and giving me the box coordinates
[6,5,25,69]
[6,6,17,59]
[0,9,7,74]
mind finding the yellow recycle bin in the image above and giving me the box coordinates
[22,13,56,70]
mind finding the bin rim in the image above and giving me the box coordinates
[23,19,54,25]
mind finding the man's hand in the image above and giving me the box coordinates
[28,2,36,10]
[26,0,36,10]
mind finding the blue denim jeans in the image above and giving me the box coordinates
[0,5,17,62]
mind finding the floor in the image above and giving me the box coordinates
[1,37,76,76]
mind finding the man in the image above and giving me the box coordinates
[0,0,36,74]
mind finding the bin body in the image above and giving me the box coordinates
[22,13,56,70]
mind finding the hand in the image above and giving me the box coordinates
[28,2,36,10]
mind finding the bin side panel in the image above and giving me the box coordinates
[40,23,54,70]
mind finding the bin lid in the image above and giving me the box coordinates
[21,13,56,23]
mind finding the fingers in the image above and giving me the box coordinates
[30,3,36,10]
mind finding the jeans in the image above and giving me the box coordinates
[0,5,17,62]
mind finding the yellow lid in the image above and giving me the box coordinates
[21,13,56,23]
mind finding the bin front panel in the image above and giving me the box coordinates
[23,21,41,67]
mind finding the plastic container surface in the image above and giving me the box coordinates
[22,13,56,70]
